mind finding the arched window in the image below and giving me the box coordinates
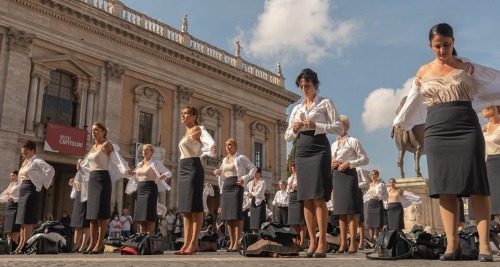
[41,70,78,127]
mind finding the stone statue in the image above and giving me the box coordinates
[235,38,242,57]
[391,96,425,178]
[277,62,283,76]
[181,14,188,33]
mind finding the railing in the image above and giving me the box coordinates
[80,0,283,87]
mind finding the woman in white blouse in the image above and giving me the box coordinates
[331,115,369,254]
[363,170,388,244]
[287,161,306,247]
[126,144,172,234]
[13,140,55,254]
[285,68,343,258]
[214,138,256,251]
[0,170,20,245]
[385,178,421,231]
[247,168,266,233]
[272,180,289,225]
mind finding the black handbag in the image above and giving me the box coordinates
[35,237,60,254]
[366,229,413,260]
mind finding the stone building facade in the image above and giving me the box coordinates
[0,0,300,221]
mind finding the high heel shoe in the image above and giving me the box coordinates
[82,250,91,254]
[304,252,314,258]
[180,250,197,255]
[313,252,327,258]
[439,245,462,261]
[88,248,104,254]
[174,250,185,255]
[347,249,357,254]
[478,254,493,262]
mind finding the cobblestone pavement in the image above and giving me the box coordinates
[0,251,499,267]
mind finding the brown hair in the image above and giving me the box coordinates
[92,122,108,138]
[22,140,36,152]
[288,160,296,174]
[182,106,199,125]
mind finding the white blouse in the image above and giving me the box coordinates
[0,181,21,203]
[18,156,55,192]
[331,135,369,168]
[285,94,343,142]
[247,179,266,206]
[217,152,257,193]
[272,189,289,207]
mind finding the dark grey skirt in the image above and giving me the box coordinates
[486,154,500,215]
[425,101,489,198]
[134,181,158,222]
[458,197,465,223]
[287,191,304,226]
[16,180,38,225]
[366,199,383,228]
[387,202,404,230]
[177,157,204,213]
[332,168,361,215]
[221,176,243,221]
[249,198,266,230]
[86,170,112,220]
[70,191,90,228]
[357,188,365,223]
[4,202,21,232]
[295,131,332,201]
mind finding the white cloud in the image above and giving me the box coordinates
[362,78,414,132]
[243,0,360,64]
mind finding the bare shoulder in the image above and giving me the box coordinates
[103,141,114,154]
[415,62,432,79]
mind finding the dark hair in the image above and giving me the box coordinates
[389,178,396,183]
[429,23,457,56]
[371,170,379,176]
[256,167,262,174]
[92,122,108,138]
[12,170,19,175]
[295,68,320,89]
[182,106,199,125]
[288,160,295,174]
[22,140,36,152]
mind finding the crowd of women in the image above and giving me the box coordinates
[1,23,500,262]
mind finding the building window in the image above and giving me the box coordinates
[254,142,263,168]
[41,71,77,126]
[138,111,153,144]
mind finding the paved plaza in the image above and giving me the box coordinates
[0,251,498,267]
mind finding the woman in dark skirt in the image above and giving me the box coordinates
[127,144,171,234]
[214,138,256,252]
[247,168,266,233]
[363,170,387,243]
[0,171,21,244]
[481,106,500,221]
[285,68,343,258]
[331,115,369,254]
[69,172,90,253]
[287,161,306,247]
[176,106,209,255]
[414,23,493,261]
[14,140,55,254]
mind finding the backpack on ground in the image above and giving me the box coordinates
[366,229,413,260]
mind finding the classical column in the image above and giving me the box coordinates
[34,71,51,137]
[276,119,287,182]
[85,81,97,137]
[156,99,164,146]
[104,61,125,142]
[232,104,246,152]
[25,69,42,134]
[0,28,34,132]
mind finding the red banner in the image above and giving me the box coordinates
[44,122,87,156]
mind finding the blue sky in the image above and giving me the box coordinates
[121,0,500,181]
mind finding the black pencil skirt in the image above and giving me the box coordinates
[295,131,332,201]
[425,101,489,198]
[134,181,158,222]
[4,202,21,232]
[221,176,244,221]
[86,170,112,220]
[287,191,304,226]
[486,155,500,215]
[249,198,266,230]
[177,157,204,213]
[70,191,90,228]
[366,199,383,228]
[332,168,361,215]
[387,202,404,230]
[15,180,38,225]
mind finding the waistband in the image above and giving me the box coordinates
[428,101,472,111]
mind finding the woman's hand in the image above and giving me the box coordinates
[155,175,165,184]
[303,120,316,129]
[338,161,350,171]
[127,169,135,175]
[214,169,222,176]
[331,160,340,169]
[293,122,304,133]
[237,177,244,185]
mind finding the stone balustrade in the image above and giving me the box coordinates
[80,0,283,87]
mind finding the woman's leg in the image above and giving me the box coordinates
[180,213,192,251]
[79,227,90,251]
[439,194,459,254]
[314,198,328,253]
[299,224,307,247]
[146,221,156,234]
[14,225,26,252]
[72,227,82,251]
[470,195,492,255]
[233,220,243,250]
[227,220,235,250]
[190,212,203,251]
[303,199,317,253]
[368,227,376,243]
[139,222,146,233]
[358,222,365,249]
[338,215,348,251]
[348,214,358,252]
[8,231,20,245]
[87,219,97,252]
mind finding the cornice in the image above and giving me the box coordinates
[12,0,300,105]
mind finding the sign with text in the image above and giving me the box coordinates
[44,122,87,156]
[135,143,166,165]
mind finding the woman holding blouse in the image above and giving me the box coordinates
[285,68,343,258]
[68,161,90,253]
[363,170,388,244]
[386,178,421,231]
[126,144,172,234]
[331,115,369,254]
[482,106,500,222]
[13,140,55,254]
[0,171,21,246]
[287,160,306,247]
[247,168,266,233]
[214,138,256,252]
